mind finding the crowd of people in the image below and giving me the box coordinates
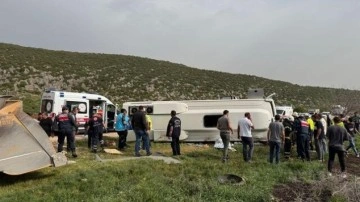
[37,103,358,178]
[216,110,360,178]
[114,106,182,157]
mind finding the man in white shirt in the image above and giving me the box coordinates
[238,112,255,162]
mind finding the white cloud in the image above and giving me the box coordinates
[1,0,360,89]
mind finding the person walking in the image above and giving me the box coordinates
[166,110,182,156]
[131,106,151,156]
[345,117,359,158]
[216,110,233,163]
[115,109,130,150]
[55,106,77,157]
[267,115,285,164]
[327,117,349,178]
[238,112,254,162]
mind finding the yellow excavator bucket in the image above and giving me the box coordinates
[0,96,67,175]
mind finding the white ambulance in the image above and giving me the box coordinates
[40,90,117,132]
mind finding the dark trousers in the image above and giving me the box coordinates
[269,141,281,163]
[87,130,92,148]
[67,131,76,151]
[171,136,181,156]
[296,133,301,157]
[355,123,359,131]
[284,138,292,157]
[309,131,314,150]
[328,146,346,172]
[58,130,75,153]
[299,134,310,161]
[241,136,254,162]
[117,130,128,149]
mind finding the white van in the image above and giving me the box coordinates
[276,106,294,118]
[40,90,117,132]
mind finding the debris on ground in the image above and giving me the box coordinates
[94,154,181,164]
[103,149,123,155]
[273,174,360,202]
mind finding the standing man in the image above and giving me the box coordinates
[238,112,254,162]
[283,117,294,158]
[313,114,325,162]
[88,113,105,153]
[39,112,53,137]
[267,115,285,164]
[67,107,79,152]
[55,106,77,158]
[131,106,151,157]
[296,116,311,161]
[345,117,359,157]
[327,117,349,178]
[166,110,182,156]
[307,114,315,150]
[216,110,233,163]
[115,109,129,150]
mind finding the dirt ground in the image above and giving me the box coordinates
[273,155,360,202]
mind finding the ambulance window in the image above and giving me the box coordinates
[41,100,53,113]
[66,101,87,114]
[203,115,222,128]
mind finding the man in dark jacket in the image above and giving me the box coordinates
[88,113,104,153]
[55,106,77,157]
[131,106,151,156]
[39,112,53,137]
[327,116,348,178]
[167,110,182,156]
[296,116,310,161]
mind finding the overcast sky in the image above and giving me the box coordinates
[1,0,360,89]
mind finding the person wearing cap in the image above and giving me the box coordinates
[217,110,233,163]
[131,106,151,156]
[55,106,78,157]
[166,110,182,156]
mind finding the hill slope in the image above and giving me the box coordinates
[0,43,358,114]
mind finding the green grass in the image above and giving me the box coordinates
[0,136,338,202]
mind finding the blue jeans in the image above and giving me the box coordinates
[241,136,254,162]
[315,138,325,161]
[269,141,281,164]
[346,136,359,155]
[135,130,150,155]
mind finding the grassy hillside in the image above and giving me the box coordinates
[0,43,359,114]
